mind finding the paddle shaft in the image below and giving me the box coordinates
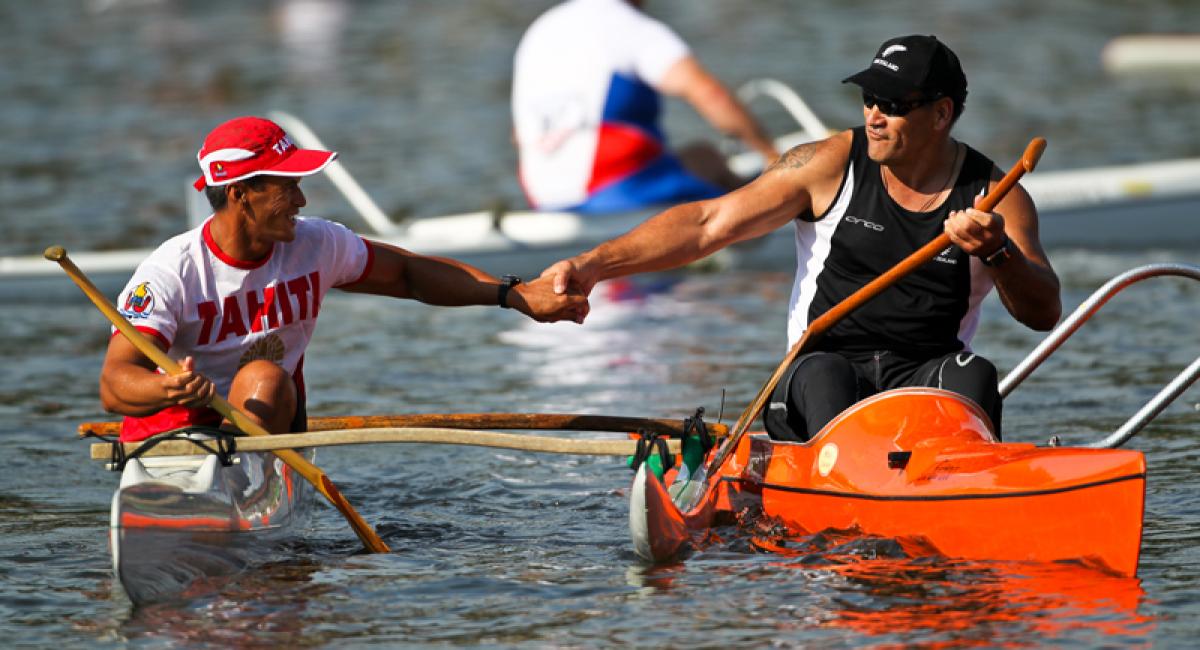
[90,426,684,461]
[708,137,1048,473]
[80,413,729,439]
[44,246,390,553]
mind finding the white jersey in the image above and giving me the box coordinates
[512,0,690,210]
[115,216,371,399]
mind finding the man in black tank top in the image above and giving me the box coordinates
[540,35,1061,441]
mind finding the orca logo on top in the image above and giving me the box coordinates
[934,245,958,265]
[844,215,884,232]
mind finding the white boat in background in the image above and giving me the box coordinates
[1102,34,1200,74]
[3,79,1198,298]
[109,433,315,605]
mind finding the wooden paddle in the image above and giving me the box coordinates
[706,137,1047,475]
[44,246,391,554]
[79,413,729,439]
[89,427,687,461]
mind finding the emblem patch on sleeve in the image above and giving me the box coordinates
[120,282,156,319]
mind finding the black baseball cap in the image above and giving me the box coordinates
[843,35,967,102]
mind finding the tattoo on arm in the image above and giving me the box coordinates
[765,142,818,173]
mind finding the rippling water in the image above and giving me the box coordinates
[2,1,1199,647]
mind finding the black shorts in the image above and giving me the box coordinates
[764,349,1002,442]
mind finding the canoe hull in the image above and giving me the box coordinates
[111,449,314,605]
[630,463,726,562]
[750,439,1145,575]
[637,388,1146,575]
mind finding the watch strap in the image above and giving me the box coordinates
[981,237,1013,267]
[498,275,522,308]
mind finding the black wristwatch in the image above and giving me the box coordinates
[498,275,522,308]
[981,237,1014,267]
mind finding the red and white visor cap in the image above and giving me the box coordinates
[193,116,337,191]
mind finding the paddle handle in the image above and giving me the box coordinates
[713,137,1047,470]
[45,246,390,553]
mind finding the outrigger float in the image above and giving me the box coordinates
[631,263,1200,576]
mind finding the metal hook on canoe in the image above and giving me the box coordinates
[683,407,714,453]
[630,429,674,476]
[106,428,240,471]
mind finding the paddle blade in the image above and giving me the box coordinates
[1022,138,1047,172]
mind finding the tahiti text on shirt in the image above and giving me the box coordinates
[194,271,321,345]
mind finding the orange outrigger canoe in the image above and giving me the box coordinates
[631,387,1146,576]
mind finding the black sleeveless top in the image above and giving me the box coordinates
[785,127,996,356]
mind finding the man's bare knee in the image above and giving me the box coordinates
[227,361,297,433]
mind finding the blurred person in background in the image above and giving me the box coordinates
[512,0,779,215]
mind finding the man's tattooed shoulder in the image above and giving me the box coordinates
[765,141,819,173]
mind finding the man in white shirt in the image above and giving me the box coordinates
[512,0,778,214]
[102,115,587,442]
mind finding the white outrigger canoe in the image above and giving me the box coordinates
[4,78,1198,294]
[107,433,314,605]
[89,413,715,605]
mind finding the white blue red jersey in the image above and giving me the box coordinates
[512,0,722,214]
[113,216,372,441]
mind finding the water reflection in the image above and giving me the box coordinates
[627,524,1154,647]
[496,273,786,415]
[108,558,331,646]
[498,277,701,408]
[753,518,1153,643]
[818,557,1151,646]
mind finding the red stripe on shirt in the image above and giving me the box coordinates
[203,219,274,269]
[587,122,662,193]
[111,325,171,351]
